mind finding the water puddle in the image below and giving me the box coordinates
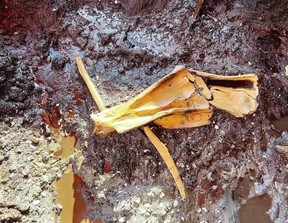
[232,178,254,202]
[238,194,272,223]
[42,109,99,223]
[53,134,100,223]
[233,178,273,223]
[54,166,99,223]
[54,167,75,222]
[54,134,77,162]
[272,115,288,132]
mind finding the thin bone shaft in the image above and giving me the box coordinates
[76,57,106,111]
[193,0,204,21]
[143,126,186,199]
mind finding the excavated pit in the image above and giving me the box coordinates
[0,0,288,222]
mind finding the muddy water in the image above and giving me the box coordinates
[239,194,273,223]
[233,178,273,223]
[272,115,288,132]
[54,167,99,223]
[54,167,75,223]
[54,135,99,223]
[54,135,77,162]
[1,0,288,222]
[232,178,254,202]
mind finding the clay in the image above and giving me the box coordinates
[0,0,287,222]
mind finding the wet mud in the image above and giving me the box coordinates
[0,0,288,222]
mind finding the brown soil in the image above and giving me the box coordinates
[0,0,288,222]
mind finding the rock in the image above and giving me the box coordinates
[32,200,40,206]
[276,145,288,158]
[17,203,30,213]
[31,136,40,145]
[118,217,126,222]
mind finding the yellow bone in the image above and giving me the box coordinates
[92,67,212,136]
[190,69,258,117]
[76,57,187,199]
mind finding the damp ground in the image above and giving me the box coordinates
[0,0,288,222]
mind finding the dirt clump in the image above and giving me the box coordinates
[0,0,288,222]
[0,48,35,117]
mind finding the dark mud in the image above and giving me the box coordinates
[0,48,36,117]
[0,0,288,222]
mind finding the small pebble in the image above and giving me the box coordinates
[54,204,62,215]
[118,217,125,222]
[32,200,40,206]
[31,136,40,144]
[18,203,30,212]
[173,200,178,207]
